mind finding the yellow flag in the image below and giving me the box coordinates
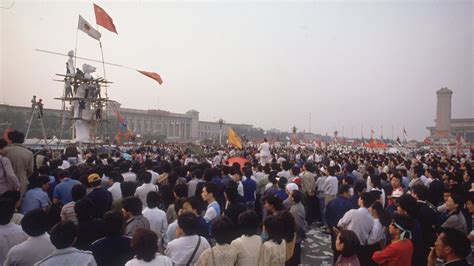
[228,128,242,149]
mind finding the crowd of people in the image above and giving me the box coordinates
[0,131,473,266]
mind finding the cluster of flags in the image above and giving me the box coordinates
[77,4,163,85]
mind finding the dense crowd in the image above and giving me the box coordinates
[0,131,473,266]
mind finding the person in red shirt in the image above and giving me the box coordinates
[372,214,413,266]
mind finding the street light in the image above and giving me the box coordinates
[218,118,224,146]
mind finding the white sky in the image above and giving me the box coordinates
[1,0,473,140]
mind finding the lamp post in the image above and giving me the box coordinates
[218,118,224,146]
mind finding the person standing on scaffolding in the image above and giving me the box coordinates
[37,99,44,119]
[30,96,36,114]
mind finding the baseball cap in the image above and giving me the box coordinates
[88,173,101,184]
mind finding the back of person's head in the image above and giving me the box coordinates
[204,182,217,197]
[122,197,143,216]
[178,212,197,236]
[370,201,389,226]
[71,184,87,202]
[277,177,288,189]
[173,183,188,199]
[1,190,21,205]
[291,190,302,203]
[49,221,77,249]
[192,169,204,179]
[243,167,253,178]
[121,182,137,198]
[450,193,465,212]
[370,175,382,189]
[30,175,50,188]
[338,184,351,195]
[74,198,96,222]
[8,130,25,144]
[276,210,296,242]
[238,210,259,236]
[328,166,336,176]
[131,228,158,262]
[263,215,284,244]
[353,181,366,194]
[57,169,70,180]
[103,211,124,237]
[359,192,376,208]
[264,194,285,212]
[109,171,124,183]
[338,229,360,258]
[225,185,239,203]
[0,138,7,149]
[398,194,419,218]
[211,216,234,245]
[291,166,301,176]
[144,159,154,170]
[412,184,429,201]
[146,191,162,209]
[21,209,49,237]
[119,161,131,173]
[439,228,471,259]
[0,198,15,225]
[140,171,152,184]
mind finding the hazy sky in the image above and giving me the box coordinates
[1,0,473,141]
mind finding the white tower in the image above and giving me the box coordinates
[435,87,452,134]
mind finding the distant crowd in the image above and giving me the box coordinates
[0,131,473,266]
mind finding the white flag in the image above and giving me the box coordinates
[78,15,101,40]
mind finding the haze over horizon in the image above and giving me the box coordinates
[1,0,473,141]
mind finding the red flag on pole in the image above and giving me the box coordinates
[2,127,12,144]
[137,70,163,85]
[94,3,118,34]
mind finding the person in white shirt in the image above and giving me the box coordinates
[165,213,210,266]
[135,172,159,208]
[0,199,27,265]
[231,210,262,266]
[201,183,221,224]
[36,221,97,266]
[144,159,159,184]
[142,191,168,250]
[107,171,123,205]
[322,166,339,205]
[258,139,271,166]
[125,228,172,266]
[367,202,386,257]
[4,209,55,266]
[337,192,376,245]
[259,215,286,266]
[120,161,137,183]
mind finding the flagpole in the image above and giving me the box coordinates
[74,27,79,68]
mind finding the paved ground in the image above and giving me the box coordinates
[301,225,334,266]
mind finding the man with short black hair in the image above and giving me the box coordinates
[36,221,97,266]
[0,199,27,265]
[91,211,134,266]
[85,173,112,218]
[3,130,34,197]
[428,228,471,266]
[201,182,221,225]
[4,209,55,266]
[20,175,51,214]
[142,191,167,248]
[122,196,150,237]
[53,169,81,205]
[134,171,158,208]
[165,212,211,265]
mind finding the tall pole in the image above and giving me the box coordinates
[309,112,311,133]
[218,118,223,146]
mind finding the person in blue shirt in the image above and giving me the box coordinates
[242,167,257,209]
[20,175,51,214]
[275,177,288,201]
[53,169,81,205]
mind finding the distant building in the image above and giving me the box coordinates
[426,87,474,143]
[0,102,254,143]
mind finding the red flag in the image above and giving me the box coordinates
[137,70,163,85]
[114,130,122,145]
[94,3,118,34]
[2,127,11,144]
